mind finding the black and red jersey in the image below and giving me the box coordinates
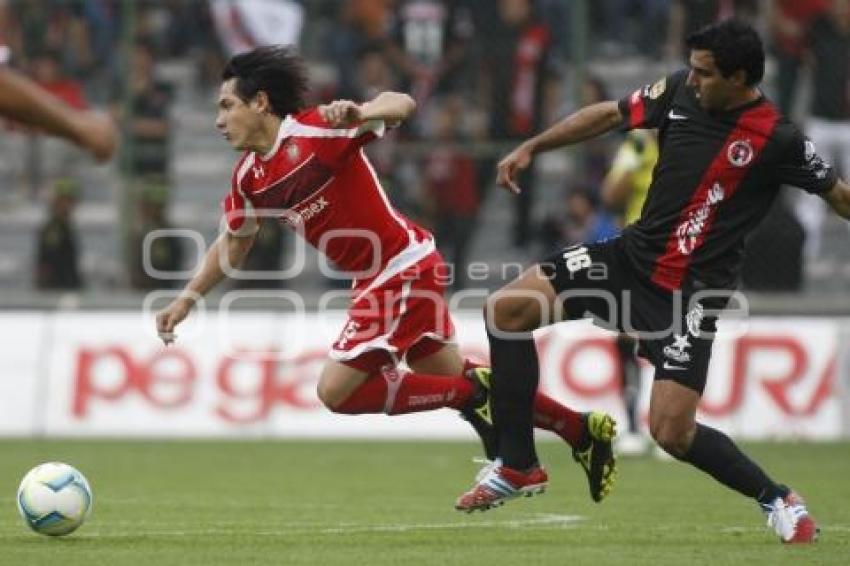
[617,70,836,292]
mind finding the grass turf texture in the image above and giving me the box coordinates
[1,439,847,565]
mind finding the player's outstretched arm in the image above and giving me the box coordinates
[0,66,117,162]
[497,101,624,194]
[156,231,256,345]
[319,92,415,128]
[822,178,850,220]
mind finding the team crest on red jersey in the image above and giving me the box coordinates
[727,140,754,167]
[285,141,301,163]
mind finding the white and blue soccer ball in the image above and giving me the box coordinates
[16,462,93,536]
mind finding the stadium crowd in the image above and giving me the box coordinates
[0,0,847,294]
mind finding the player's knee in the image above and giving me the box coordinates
[483,293,538,333]
[316,380,347,411]
[649,419,691,458]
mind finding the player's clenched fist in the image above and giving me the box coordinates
[75,111,118,163]
[156,298,192,345]
[496,143,534,195]
[319,100,363,127]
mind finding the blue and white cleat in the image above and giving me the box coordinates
[455,458,548,513]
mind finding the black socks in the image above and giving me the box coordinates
[487,327,539,471]
[680,423,788,503]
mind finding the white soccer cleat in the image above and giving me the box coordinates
[614,432,649,457]
[762,491,818,544]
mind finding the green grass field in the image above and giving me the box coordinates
[0,439,847,565]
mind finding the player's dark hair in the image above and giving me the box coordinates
[686,19,764,87]
[222,45,308,117]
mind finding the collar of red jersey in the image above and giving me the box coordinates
[259,116,296,162]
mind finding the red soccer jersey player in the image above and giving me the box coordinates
[156,46,615,505]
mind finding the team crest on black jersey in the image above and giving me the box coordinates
[649,77,666,99]
[727,140,754,167]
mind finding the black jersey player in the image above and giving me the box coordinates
[455,20,850,543]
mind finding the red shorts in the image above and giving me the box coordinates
[329,259,455,373]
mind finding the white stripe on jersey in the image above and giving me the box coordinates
[359,147,415,242]
[351,146,435,300]
[352,238,435,303]
[260,117,293,161]
[285,117,386,140]
[226,153,259,236]
[235,152,256,186]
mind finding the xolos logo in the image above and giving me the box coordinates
[727,139,754,167]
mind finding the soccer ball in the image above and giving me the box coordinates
[16,462,93,536]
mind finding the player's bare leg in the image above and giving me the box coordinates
[649,380,818,543]
[406,343,464,376]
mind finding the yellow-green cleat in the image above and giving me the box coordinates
[460,367,498,460]
[572,411,618,502]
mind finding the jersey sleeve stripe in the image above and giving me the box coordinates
[288,118,385,139]
[628,90,645,128]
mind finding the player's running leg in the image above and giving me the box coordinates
[455,265,618,512]
[317,352,478,415]
[411,345,603,467]
[406,342,497,457]
[650,379,818,543]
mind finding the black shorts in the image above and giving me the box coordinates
[539,238,727,394]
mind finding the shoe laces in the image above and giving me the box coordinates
[763,496,808,541]
[473,457,502,483]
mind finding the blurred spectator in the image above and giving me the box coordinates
[112,40,174,183]
[420,97,480,290]
[601,130,659,227]
[579,75,616,189]
[475,0,562,247]
[327,0,394,100]
[208,0,303,57]
[129,181,183,291]
[808,0,849,174]
[30,49,87,110]
[593,0,671,58]
[667,0,759,60]
[232,218,287,290]
[185,1,227,92]
[768,0,829,116]
[351,45,411,213]
[385,0,474,118]
[12,0,93,77]
[539,187,619,253]
[35,177,82,290]
[795,0,850,262]
[26,48,90,196]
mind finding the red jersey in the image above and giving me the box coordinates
[222,108,437,290]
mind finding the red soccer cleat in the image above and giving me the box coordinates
[455,459,548,513]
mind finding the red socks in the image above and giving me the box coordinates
[334,367,475,415]
[334,359,585,448]
[532,391,585,448]
[461,359,585,448]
